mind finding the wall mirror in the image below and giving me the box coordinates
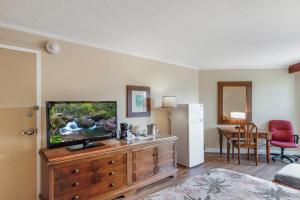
[218,81,252,124]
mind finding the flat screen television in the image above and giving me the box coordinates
[46,101,117,149]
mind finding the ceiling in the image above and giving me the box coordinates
[1,0,300,69]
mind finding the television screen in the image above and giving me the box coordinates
[46,101,117,148]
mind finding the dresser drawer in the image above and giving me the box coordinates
[92,174,127,196]
[55,188,91,200]
[55,174,93,196]
[93,165,126,183]
[54,162,92,182]
[92,153,126,171]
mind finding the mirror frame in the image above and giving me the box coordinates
[217,81,252,125]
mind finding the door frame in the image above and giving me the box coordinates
[0,43,42,199]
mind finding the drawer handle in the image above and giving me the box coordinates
[109,160,115,165]
[94,175,100,183]
[72,182,80,187]
[72,169,80,174]
[72,195,80,200]
[109,171,115,176]
[110,182,116,188]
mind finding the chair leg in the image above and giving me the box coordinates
[283,155,294,163]
[292,155,299,162]
[232,142,235,159]
[271,148,295,163]
[247,148,250,160]
[272,154,280,162]
[281,148,294,163]
[255,148,258,166]
[238,146,240,165]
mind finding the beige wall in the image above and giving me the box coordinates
[0,27,199,148]
[1,27,299,152]
[296,73,300,128]
[199,69,299,150]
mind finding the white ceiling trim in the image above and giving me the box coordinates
[0,21,290,71]
[199,65,288,70]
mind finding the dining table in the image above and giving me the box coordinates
[217,127,272,163]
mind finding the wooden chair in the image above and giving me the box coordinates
[232,122,259,165]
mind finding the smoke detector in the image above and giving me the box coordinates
[45,41,60,54]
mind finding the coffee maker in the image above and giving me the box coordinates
[119,123,129,139]
[147,123,157,136]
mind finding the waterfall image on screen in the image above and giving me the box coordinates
[47,102,117,146]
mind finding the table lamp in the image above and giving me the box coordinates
[162,96,177,135]
[230,112,246,129]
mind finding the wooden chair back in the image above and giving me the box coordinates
[238,122,258,146]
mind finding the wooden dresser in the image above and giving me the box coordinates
[40,136,177,200]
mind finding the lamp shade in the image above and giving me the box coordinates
[162,96,177,108]
[230,112,246,119]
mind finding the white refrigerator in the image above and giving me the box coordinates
[171,104,204,168]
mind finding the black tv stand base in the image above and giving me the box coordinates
[67,141,104,151]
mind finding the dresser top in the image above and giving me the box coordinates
[40,135,177,165]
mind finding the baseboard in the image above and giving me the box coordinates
[205,148,300,155]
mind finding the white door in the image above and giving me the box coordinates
[188,119,204,167]
[0,47,37,200]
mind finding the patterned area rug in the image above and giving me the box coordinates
[143,168,300,200]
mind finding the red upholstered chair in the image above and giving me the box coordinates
[269,120,299,163]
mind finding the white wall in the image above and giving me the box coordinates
[199,68,299,150]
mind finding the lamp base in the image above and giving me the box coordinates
[168,108,172,135]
